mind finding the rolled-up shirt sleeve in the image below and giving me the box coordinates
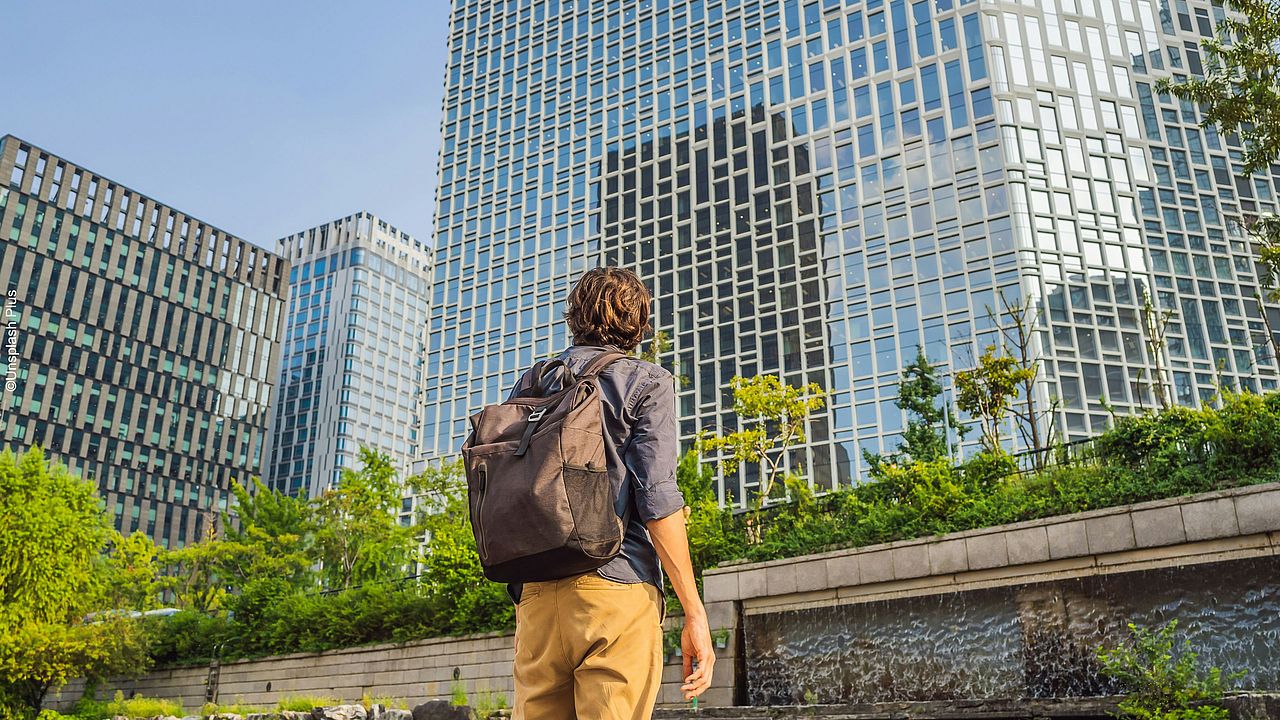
[625,372,685,523]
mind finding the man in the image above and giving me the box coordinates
[507,267,715,720]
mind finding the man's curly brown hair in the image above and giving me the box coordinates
[564,267,653,352]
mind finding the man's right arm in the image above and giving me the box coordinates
[626,372,715,698]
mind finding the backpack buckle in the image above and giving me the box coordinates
[516,407,548,457]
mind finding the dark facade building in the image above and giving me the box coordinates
[0,135,288,547]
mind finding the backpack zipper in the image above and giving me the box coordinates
[475,467,490,562]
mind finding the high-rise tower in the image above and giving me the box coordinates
[424,0,1280,504]
[271,211,432,498]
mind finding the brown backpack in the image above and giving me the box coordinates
[461,351,627,583]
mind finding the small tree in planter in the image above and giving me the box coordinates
[955,345,1034,455]
[700,374,826,508]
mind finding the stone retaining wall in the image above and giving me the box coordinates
[51,616,728,711]
[51,631,518,712]
[53,482,1280,712]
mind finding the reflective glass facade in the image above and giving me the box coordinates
[425,0,1280,505]
[0,135,287,547]
[271,212,432,498]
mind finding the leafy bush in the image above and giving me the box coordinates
[361,694,408,711]
[276,695,341,712]
[72,690,183,720]
[150,584,452,664]
[689,391,1280,567]
[1098,620,1244,720]
[200,700,262,716]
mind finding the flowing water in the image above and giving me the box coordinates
[746,556,1280,705]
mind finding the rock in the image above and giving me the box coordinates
[311,706,366,720]
[381,711,412,720]
[410,701,470,720]
[245,714,283,720]
[280,712,312,720]
[209,714,244,720]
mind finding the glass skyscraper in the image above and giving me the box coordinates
[425,0,1280,505]
[0,134,288,547]
[270,212,432,498]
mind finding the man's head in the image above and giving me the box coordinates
[564,267,653,352]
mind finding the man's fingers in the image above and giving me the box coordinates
[681,655,715,697]
[681,670,713,698]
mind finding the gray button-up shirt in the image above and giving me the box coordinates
[505,344,685,602]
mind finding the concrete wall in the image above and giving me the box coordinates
[52,482,1280,712]
[51,615,737,711]
[51,631,517,712]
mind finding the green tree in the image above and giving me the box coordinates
[1157,0,1280,176]
[0,448,150,717]
[700,374,826,506]
[222,477,314,590]
[312,447,423,591]
[101,531,164,614]
[156,523,232,614]
[954,346,1034,454]
[892,349,965,465]
[415,459,512,633]
[1247,215,1280,364]
[1140,290,1177,411]
[989,292,1061,471]
[675,448,737,583]
[159,477,316,614]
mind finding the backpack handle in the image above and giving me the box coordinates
[529,359,575,397]
[524,351,624,398]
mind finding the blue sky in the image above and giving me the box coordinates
[1,1,452,247]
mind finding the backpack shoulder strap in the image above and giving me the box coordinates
[577,350,627,380]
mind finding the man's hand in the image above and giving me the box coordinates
[648,509,716,699]
[680,610,716,699]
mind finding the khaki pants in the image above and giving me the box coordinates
[513,573,663,720]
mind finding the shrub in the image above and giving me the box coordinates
[78,691,184,719]
[1097,620,1244,720]
[200,700,262,716]
[276,695,341,712]
[361,694,408,711]
[144,611,230,666]
[682,392,1280,573]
